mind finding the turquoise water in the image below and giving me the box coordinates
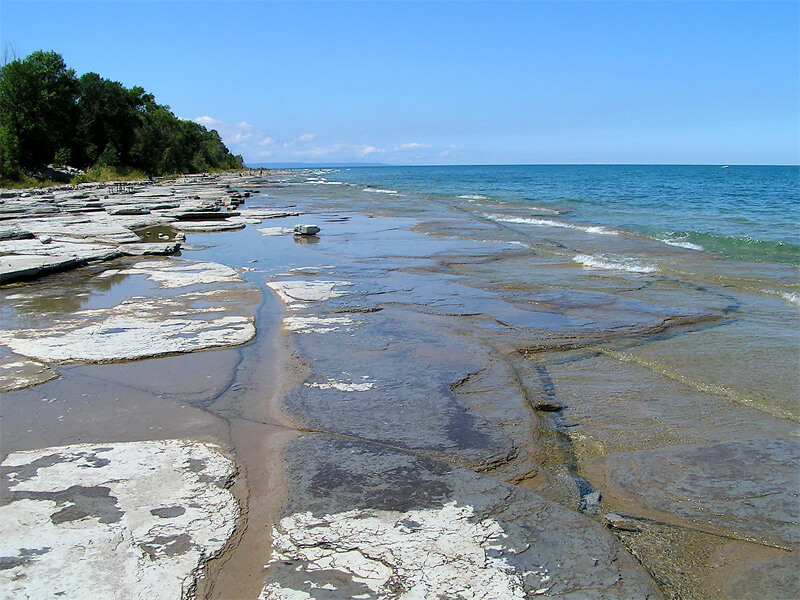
[328,165,800,264]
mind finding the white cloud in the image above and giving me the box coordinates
[188,120,455,164]
[194,116,222,126]
[284,133,319,148]
[396,142,431,150]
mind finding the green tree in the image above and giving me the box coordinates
[1,50,244,181]
[0,51,78,176]
[74,73,146,168]
[96,142,120,167]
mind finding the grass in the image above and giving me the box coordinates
[0,176,65,189]
[70,165,149,184]
[1,165,252,190]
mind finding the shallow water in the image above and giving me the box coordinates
[247,170,799,596]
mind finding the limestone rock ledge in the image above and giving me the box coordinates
[0,440,239,600]
[260,433,663,599]
[0,259,258,365]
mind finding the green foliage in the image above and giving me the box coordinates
[53,147,71,167]
[0,123,21,180]
[97,142,120,167]
[0,50,243,183]
[0,51,78,174]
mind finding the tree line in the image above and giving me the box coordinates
[0,50,244,182]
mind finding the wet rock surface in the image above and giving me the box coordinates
[599,438,800,547]
[0,441,238,600]
[0,258,258,365]
[261,434,662,599]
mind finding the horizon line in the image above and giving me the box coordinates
[247,162,800,168]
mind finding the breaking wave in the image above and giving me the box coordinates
[483,214,618,236]
[573,254,658,274]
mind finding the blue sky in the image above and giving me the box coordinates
[2,1,798,165]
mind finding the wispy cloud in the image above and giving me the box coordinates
[396,142,431,151]
[190,117,458,164]
[194,116,221,127]
[283,133,318,147]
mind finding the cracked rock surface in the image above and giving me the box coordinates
[0,441,239,600]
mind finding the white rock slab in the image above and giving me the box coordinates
[170,221,245,233]
[258,227,294,236]
[0,260,258,364]
[260,502,533,600]
[267,280,353,305]
[119,260,243,288]
[0,298,254,363]
[0,440,239,600]
[283,315,356,334]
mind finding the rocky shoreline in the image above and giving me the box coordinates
[1,172,797,599]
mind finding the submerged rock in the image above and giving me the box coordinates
[0,440,239,600]
[603,513,641,532]
[599,437,800,548]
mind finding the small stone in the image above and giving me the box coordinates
[581,491,602,514]
[603,513,641,532]
[293,224,320,236]
[534,401,563,412]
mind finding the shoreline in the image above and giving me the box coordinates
[1,170,798,599]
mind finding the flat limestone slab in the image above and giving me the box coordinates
[0,259,258,364]
[261,433,662,599]
[170,221,245,232]
[598,437,800,548]
[0,254,84,284]
[0,440,239,600]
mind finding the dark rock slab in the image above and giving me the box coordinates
[599,437,800,547]
[261,433,662,599]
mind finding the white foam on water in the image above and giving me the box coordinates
[307,179,346,185]
[657,236,705,251]
[458,194,490,200]
[483,213,618,236]
[304,378,374,392]
[573,254,658,274]
[527,205,562,215]
[363,187,399,194]
[780,292,800,307]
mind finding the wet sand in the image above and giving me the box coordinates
[1,172,798,599]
